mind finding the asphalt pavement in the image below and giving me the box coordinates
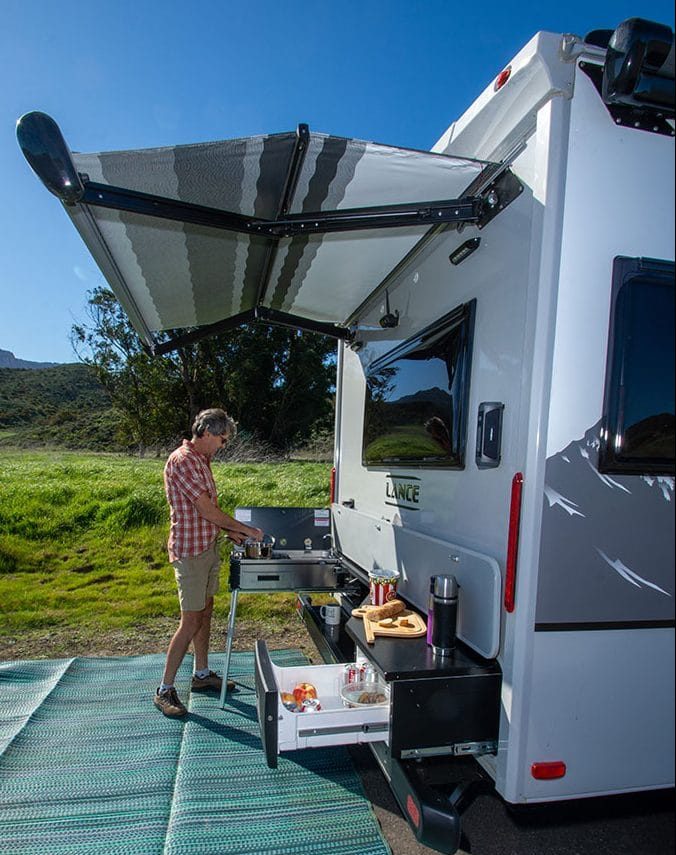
[349,746,675,855]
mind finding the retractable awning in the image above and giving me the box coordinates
[17,112,519,353]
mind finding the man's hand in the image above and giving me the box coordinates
[225,527,263,545]
[194,493,264,543]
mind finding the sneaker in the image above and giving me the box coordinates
[154,686,187,717]
[191,670,235,692]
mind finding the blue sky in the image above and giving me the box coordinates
[2,0,674,363]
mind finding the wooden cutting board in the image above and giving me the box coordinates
[351,606,426,644]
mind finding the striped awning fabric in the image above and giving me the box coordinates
[54,127,492,347]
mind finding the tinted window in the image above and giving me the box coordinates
[362,300,475,468]
[600,257,675,474]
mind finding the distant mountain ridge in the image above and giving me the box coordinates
[0,348,60,370]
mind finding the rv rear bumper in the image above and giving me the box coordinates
[378,743,462,853]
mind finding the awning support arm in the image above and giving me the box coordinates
[80,182,256,234]
[16,112,487,235]
[79,179,483,235]
[149,310,255,356]
[255,122,311,307]
[254,307,351,340]
[148,307,349,357]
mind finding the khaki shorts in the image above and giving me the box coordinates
[172,543,220,612]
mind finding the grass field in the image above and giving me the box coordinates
[0,449,331,636]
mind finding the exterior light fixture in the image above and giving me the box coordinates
[379,289,400,329]
[494,66,512,91]
[449,237,481,266]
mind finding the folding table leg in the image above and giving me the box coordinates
[219,588,239,708]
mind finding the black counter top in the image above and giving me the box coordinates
[345,609,499,682]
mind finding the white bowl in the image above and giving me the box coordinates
[340,679,389,708]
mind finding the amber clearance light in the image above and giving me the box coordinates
[329,466,336,505]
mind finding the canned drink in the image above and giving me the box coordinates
[361,663,376,684]
[343,663,360,686]
[302,698,322,712]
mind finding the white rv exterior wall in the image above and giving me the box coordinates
[334,32,573,784]
[334,164,536,603]
[515,62,675,802]
[333,33,674,804]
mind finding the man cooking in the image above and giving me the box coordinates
[154,408,264,718]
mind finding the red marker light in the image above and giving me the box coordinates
[531,761,567,780]
[504,472,523,612]
[494,66,512,91]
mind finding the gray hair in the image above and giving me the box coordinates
[191,408,237,439]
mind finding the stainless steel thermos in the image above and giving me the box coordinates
[426,576,436,645]
[430,574,458,656]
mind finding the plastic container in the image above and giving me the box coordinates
[341,679,389,708]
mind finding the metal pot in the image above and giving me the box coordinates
[260,534,275,559]
[244,538,262,559]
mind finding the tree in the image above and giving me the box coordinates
[72,287,336,452]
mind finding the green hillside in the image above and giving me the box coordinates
[0,363,121,451]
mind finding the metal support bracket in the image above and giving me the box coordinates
[476,171,524,228]
[580,61,675,137]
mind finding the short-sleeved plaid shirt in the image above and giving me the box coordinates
[164,440,220,562]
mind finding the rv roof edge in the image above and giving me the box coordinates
[434,31,587,163]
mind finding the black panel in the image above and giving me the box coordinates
[390,674,501,756]
[476,402,504,469]
[254,640,280,769]
[235,506,331,549]
[345,611,500,682]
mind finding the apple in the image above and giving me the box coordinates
[280,692,298,711]
[293,682,317,705]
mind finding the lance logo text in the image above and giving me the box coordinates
[385,476,421,511]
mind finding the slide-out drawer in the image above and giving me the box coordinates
[254,640,390,768]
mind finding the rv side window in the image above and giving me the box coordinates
[599,257,675,475]
[362,300,476,469]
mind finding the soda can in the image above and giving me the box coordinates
[302,698,322,712]
[343,663,360,686]
[361,662,376,684]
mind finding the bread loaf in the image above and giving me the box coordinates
[366,599,405,622]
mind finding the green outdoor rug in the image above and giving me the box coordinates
[0,651,391,855]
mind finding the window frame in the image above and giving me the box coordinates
[599,255,675,476]
[361,299,476,470]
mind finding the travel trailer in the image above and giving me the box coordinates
[18,17,674,853]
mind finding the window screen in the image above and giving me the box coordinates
[362,300,475,468]
[599,257,675,474]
